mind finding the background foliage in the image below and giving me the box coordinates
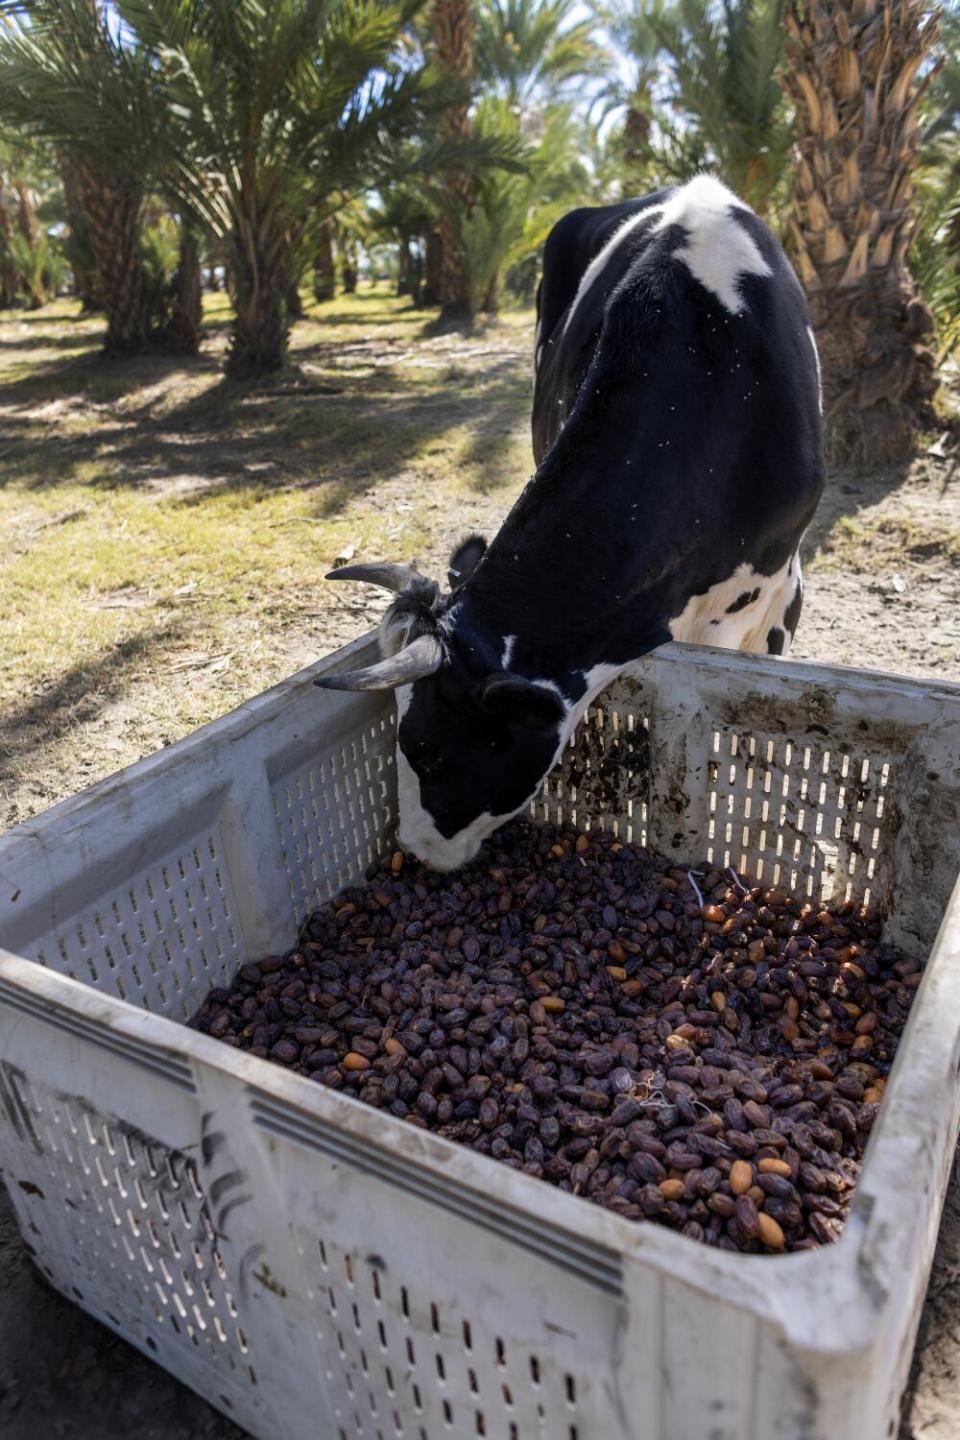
[0,0,956,389]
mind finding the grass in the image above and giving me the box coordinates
[813,514,960,569]
[0,284,536,827]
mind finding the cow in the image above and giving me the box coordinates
[314,175,825,871]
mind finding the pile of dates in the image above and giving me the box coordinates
[192,819,922,1253]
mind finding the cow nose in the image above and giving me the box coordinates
[398,821,480,874]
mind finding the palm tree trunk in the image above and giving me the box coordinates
[287,279,304,320]
[423,227,443,307]
[341,236,359,294]
[410,243,424,306]
[60,158,102,314]
[227,227,290,377]
[431,0,475,320]
[14,183,39,249]
[0,175,19,308]
[72,161,149,354]
[621,101,652,199]
[166,225,202,356]
[313,219,336,302]
[397,241,411,296]
[482,274,498,314]
[781,1,940,465]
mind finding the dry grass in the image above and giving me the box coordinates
[0,286,535,827]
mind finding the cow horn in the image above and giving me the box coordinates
[312,634,443,691]
[326,562,426,593]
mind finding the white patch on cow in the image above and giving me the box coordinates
[437,599,462,639]
[667,555,799,653]
[575,662,624,720]
[398,791,520,873]
[651,175,771,314]
[501,634,516,669]
[561,203,665,338]
[529,676,568,706]
[393,681,456,867]
[380,609,412,656]
[807,325,823,413]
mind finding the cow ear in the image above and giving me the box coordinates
[481,674,566,730]
[448,534,487,590]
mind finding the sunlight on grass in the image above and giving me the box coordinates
[0,283,536,824]
[811,514,960,570]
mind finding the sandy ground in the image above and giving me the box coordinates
[1,305,959,1437]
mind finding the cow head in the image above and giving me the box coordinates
[313,537,569,870]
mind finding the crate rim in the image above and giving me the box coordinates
[2,636,959,860]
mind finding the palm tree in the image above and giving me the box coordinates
[444,97,586,314]
[122,0,498,374]
[475,0,609,109]
[0,136,30,306]
[313,218,337,302]
[60,158,101,312]
[781,0,941,464]
[609,19,663,195]
[165,225,203,355]
[640,0,791,214]
[0,0,171,352]
[431,0,476,318]
[911,133,960,361]
[366,185,435,299]
[909,4,960,362]
[334,199,367,294]
[599,0,708,197]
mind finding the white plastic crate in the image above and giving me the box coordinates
[1,637,959,1440]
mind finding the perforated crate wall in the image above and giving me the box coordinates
[301,1237,588,1440]
[704,722,896,908]
[272,711,397,928]
[23,827,242,1022]
[1,643,959,1440]
[0,1062,254,1395]
[246,1090,629,1440]
[533,699,650,844]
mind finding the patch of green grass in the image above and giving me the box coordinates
[0,282,536,825]
[812,514,960,570]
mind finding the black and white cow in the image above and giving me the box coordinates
[315,175,825,870]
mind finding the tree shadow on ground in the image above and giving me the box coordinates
[0,307,95,326]
[303,297,430,332]
[804,458,922,560]
[458,376,532,494]
[0,346,222,413]
[419,311,488,341]
[0,330,108,353]
[167,362,529,513]
[0,327,531,509]
[0,624,186,789]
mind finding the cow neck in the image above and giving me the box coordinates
[462,510,669,699]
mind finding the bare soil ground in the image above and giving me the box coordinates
[0,290,958,1438]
